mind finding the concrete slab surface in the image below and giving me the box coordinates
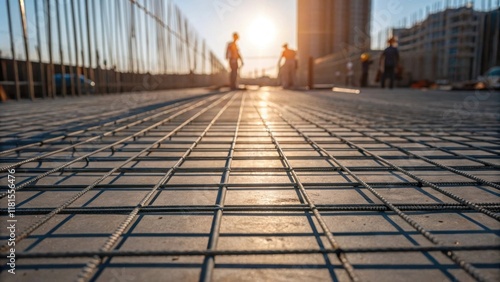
[0,88,499,281]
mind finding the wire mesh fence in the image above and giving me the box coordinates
[0,0,227,100]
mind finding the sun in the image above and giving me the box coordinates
[247,17,277,50]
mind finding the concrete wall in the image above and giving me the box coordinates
[297,0,371,85]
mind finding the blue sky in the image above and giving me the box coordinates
[0,0,498,77]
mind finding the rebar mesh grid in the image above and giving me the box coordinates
[1,88,499,282]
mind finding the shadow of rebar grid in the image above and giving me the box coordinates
[0,88,499,282]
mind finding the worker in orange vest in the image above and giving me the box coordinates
[226,32,244,90]
[278,43,297,89]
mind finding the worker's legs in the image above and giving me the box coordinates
[287,66,295,88]
[361,72,368,87]
[229,60,238,90]
[283,62,291,88]
[288,69,295,88]
[289,60,296,88]
[381,66,394,89]
[388,68,395,89]
[282,65,288,88]
[230,70,237,89]
[385,66,395,89]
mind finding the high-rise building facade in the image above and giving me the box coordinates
[393,6,499,82]
[297,0,372,70]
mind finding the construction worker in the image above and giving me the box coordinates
[278,43,297,89]
[360,53,373,87]
[380,37,400,89]
[226,32,244,90]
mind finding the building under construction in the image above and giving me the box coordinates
[393,6,500,83]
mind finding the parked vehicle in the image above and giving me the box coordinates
[54,74,95,94]
[477,66,500,90]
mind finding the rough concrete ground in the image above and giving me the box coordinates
[0,87,499,281]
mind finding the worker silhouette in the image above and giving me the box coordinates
[360,53,373,87]
[226,32,244,90]
[380,37,400,89]
[278,43,297,89]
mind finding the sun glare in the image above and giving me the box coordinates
[247,17,277,49]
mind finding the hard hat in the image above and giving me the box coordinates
[387,37,397,44]
[361,53,370,62]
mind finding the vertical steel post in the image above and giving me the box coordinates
[162,0,168,74]
[161,1,165,74]
[168,0,173,74]
[202,40,206,74]
[130,1,140,73]
[156,1,159,74]
[193,35,198,73]
[134,1,141,74]
[210,52,213,75]
[155,0,159,74]
[131,0,137,84]
[6,0,21,100]
[19,0,35,100]
[35,0,47,99]
[145,0,150,74]
[71,0,82,95]
[112,0,118,92]
[77,0,88,94]
[92,0,101,94]
[85,0,94,91]
[161,2,168,74]
[56,0,66,97]
[308,56,314,90]
[101,0,110,93]
[116,0,123,92]
[176,7,183,73]
[64,0,75,96]
[45,0,55,98]
[125,1,130,73]
[185,18,191,73]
